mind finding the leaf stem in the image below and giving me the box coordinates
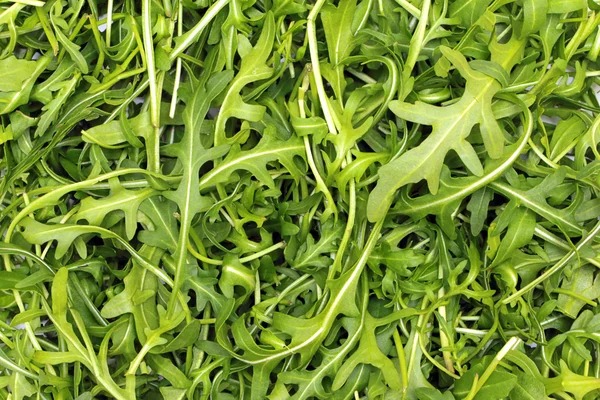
[553,288,597,307]
[307,0,337,134]
[9,0,45,6]
[331,174,356,277]
[169,0,183,119]
[239,242,286,263]
[393,0,420,18]
[437,286,455,374]
[186,243,222,265]
[5,168,167,242]
[502,220,600,305]
[299,72,338,220]
[393,328,409,394]
[142,0,160,173]
[402,0,430,83]
[106,0,113,46]
[466,337,521,400]
[534,225,600,268]
[168,0,230,61]
[189,240,287,269]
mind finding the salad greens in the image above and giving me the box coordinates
[1,0,600,399]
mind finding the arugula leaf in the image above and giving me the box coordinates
[1,0,600,398]
[368,37,525,221]
[510,371,546,400]
[214,12,276,146]
[76,179,156,240]
[162,70,233,316]
[287,219,344,272]
[0,56,37,92]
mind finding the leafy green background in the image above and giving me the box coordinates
[1,0,600,399]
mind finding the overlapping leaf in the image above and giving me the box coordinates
[1,0,600,399]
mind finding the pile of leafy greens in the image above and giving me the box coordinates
[2,0,600,398]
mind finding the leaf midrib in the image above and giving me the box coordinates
[294,316,364,399]
[243,222,382,365]
[389,77,491,186]
[295,225,343,267]
[199,144,304,187]
[489,181,582,233]
[78,188,155,220]
[402,127,530,216]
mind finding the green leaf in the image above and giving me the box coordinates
[321,0,360,65]
[547,0,587,13]
[277,317,363,399]
[138,197,180,251]
[76,179,156,240]
[160,386,187,400]
[20,218,96,259]
[455,368,517,399]
[450,0,494,27]
[417,388,456,400]
[0,56,37,92]
[367,242,425,276]
[557,265,600,318]
[393,132,531,238]
[183,269,225,313]
[147,354,191,389]
[34,74,80,138]
[368,38,525,221]
[476,371,518,400]
[9,372,37,400]
[37,268,134,399]
[199,128,305,189]
[490,208,536,268]
[576,198,600,222]
[214,12,276,146]
[50,11,89,74]
[81,112,152,148]
[0,270,31,290]
[218,255,256,298]
[336,150,387,196]
[160,319,202,352]
[288,220,344,272]
[467,188,494,236]
[489,168,583,236]
[162,69,233,315]
[0,53,52,114]
[520,0,548,38]
[549,115,587,161]
[332,310,416,391]
[509,372,546,400]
